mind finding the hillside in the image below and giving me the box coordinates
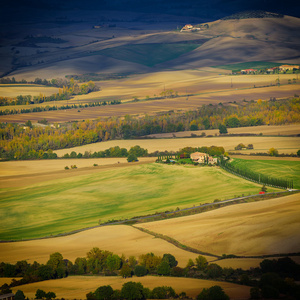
[1,12,300,79]
[136,193,300,256]
[1,163,278,240]
[161,15,300,69]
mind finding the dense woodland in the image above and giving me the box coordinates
[0,98,299,160]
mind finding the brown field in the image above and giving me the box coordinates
[0,84,58,98]
[71,71,299,103]
[147,124,300,138]
[0,157,155,177]
[217,256,300,269]
[0,225,211,267]
[7,276,251,299]
[54,135,300,156]
[136,193,300,256]
[0,70,299,123]
[0,158,155,188]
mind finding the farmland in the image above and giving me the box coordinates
[0,84,58,98]
[1,163,277,240]
[0,71,299,123]
[229,158,300,189]
[0,225,207,266]
[54,135,300,156]
[0,6,300,299]
[136,193,300,256]
[8,276,251,299]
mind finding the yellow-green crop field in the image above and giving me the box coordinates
[0,163,279,241]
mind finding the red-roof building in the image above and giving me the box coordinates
[241,69,257,74]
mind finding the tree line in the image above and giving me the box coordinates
[0,79,99,107]
[218,156,294,189]
[1,249,299,300]
[0,100,121,115]
[0,97,299,160]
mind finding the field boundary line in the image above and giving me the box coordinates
[132,226,300,260]
[0,190,298,243]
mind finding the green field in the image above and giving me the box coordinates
[91,43,201,67]
[230,158,300,189]
[212,61,283,71]
[0,163,279,241]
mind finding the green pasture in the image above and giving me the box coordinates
[91,43,201,67]
[230,158,300,189]
[212,61,282,71]
[0,163,280,240]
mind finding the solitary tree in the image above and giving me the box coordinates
[195,255,208,271]
[14,290,26,300]
[218,124,228,134]
[268,147,278,156]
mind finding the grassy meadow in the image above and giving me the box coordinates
[230,158,300,189]
[212,61,283,71]
[92,43,201,67]
[0,163,278,241]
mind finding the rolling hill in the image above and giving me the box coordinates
[1,11,300,79]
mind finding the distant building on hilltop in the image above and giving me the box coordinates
[267,67,278,73]
[180,24,201,32]
[181,24,194,31]
[241,69,257,74]
[279,65,300,71]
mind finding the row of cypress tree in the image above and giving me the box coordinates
[218,156,293,189]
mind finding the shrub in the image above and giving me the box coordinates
[197,286,229,300]
[134,265,147,277]
[127,153,137,162]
